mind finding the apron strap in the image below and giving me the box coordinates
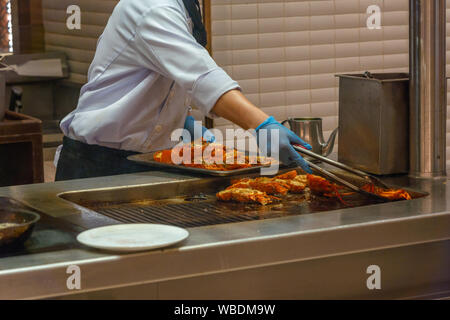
[182,0,208,47]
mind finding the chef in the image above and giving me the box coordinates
[55,0,312,181]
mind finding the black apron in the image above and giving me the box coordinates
[182,0,207,47]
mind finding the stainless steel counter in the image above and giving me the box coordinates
[0,169,449,299]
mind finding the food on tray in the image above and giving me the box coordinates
[361,184,412,200]
[153,140,275,171]
[216,188,280,205]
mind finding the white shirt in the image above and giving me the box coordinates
[59,0,240,153]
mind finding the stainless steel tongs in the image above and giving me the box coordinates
[292,145,391,202]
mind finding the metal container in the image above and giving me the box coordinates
[336,73,409,175]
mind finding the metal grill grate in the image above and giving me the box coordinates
[95,202,263,228]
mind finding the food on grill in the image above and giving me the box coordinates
[217,170,413,206]
[274,170,298,180]
[307,174,348,196]
[275,171,308,193]
[227,177,289,195]
[307,174,412,201]
[153,140,275,171]
[216,188,280,205]
[225,170,308,196]
[306,174,354,205]
[218,170,308,205]
[361,184,412,200]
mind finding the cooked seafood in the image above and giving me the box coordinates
[216,188,280,205]
[153,140,275,171]
[361,184,412,200]
[225,170,308,196]
[274,170,298,180]
[217,170,413,206]
[218,170,308,205]
[307,174,346,196]
[228,177,290,196]
[306,174,354,205]
[307,174,412,201]
[274,170,308,193]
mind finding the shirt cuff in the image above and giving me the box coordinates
[191,68,241,117]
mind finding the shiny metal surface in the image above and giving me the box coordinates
[0,168,448,299]
[282,118,338,157]
[0,197,40,248]
[304,161,389,202]
[54,240,450,300]
[293,145,390,189]
[337,73,410,175]
[59,170,426,227]
[409,0,447,178]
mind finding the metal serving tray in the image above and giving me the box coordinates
[128,152,275,177]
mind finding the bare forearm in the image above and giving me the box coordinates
[211,90,268,130]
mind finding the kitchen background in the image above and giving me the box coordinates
[9,0,450,179]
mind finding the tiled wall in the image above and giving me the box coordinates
[42,0,118,84]
[210,0,450,168]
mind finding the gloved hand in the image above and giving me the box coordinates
[255,116,312,173]
[184,115,215,143]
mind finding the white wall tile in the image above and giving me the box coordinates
[231,4,258,20]
[210,0,450,156]
[286,104,312,118]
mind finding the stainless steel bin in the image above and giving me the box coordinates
[336,73,409,175]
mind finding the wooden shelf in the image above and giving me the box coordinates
[0,111,44,186]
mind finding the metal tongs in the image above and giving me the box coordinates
[292,145,391,202]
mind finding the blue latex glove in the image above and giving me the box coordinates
[255,116,313,173]
[184,115,215,143]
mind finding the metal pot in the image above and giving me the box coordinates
[0,205,40,249]
[282,117,338,157]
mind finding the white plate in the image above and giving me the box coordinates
[76,224,189,252]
